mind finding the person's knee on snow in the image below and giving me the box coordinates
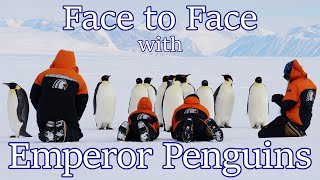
[171,94,223,143]
[117,97,160,142]
[259,60,317,138]
[30,50,88,142]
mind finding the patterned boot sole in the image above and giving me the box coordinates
[138,121,150,142]
[117,121,129,141]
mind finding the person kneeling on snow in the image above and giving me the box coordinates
[117,97,160,142]
[30,50,88,142]
[259,59,317,138]
[171,94,223,143]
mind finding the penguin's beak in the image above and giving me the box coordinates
[3,83,10,87]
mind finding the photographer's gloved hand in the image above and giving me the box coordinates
[272,94,284,106]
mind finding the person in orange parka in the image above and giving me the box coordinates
[259,59,317,138]
[30,50,88,142]
[171,94,223,143]
[117,97,160,142]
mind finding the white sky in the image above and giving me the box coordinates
[1,0,319,33]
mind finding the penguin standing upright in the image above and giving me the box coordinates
[247,77,269,128]
[180,74,195,98]
[162,75,184,132]
[144,77,157,112]
[155,75,169,127]
[196,80,215,119]
[214,75,235,128]
[4,83,31,137]
[93,75,116,130]
[128,78,149,114]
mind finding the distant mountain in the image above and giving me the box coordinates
[0,18,202,56]
[217,25,320,57]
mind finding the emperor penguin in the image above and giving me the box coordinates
[247,77,269,128]
[4,83,31,137]
[162,75,184,132]
[214,75,234,128]
[196,80,215,119]
[155,75,169,127]
[93,75,116,130]
[128,78,149,114]
[180,74,195,98]
[144,77,157,112]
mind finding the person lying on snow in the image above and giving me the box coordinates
[259,59,317,138]
[117,97,160,142]
[30,50,88,142]
[171,94,223,143]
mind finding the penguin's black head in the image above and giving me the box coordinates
[162,76,169,82]
[201,80,208,86]
[3,82,18,89]
[222,74,233,81]
[180,74,190,83]
[136,78,143,84]
[175,74,184,82]
[101,75,111,81]
[144,77,152,84]
[255,77,262,83]
[168,75,175,81]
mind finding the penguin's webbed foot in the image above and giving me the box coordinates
[106,127,113,130]
[9,135,18,138]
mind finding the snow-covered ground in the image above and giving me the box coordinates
[0,55,319,179]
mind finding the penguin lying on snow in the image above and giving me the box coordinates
[247,77,269,129]
[93,75,116,130]
[4,82,32,138]
[214,75,234,128]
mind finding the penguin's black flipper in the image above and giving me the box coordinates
[93,82,102,115]
[189,83,196,92]
[17,88,31,137]
[247,84,254,114]
[213,84,221,115]
[151,84,157,95]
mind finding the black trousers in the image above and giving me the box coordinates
[38,117,83,142]
[173,118,213,142]
[125,120,157,142]
[258,116,288,138]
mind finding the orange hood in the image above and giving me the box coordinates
[290,59,307,81]
[137,97,153,111]
[50,50,79,73]
[184,96,200,104]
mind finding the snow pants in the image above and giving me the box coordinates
[258,115,305,138]
[172,118,213,142]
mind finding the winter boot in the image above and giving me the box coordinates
[138,121,150,142]
[44,121,56,142]
[206,118,224,142]
[117,121,129,141]
[284,121,306,137]
[182,118,194,143]
[55,120,67,142]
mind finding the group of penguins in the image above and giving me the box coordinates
[3,74,269,138]
[94,74,269,133]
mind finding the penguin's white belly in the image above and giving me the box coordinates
[155,84,166,124]
[95,85,116,128]
[182,83,195,98]
[215,87,234,126]
[7,92,23,137]
[163,86,184,131]
[197,88,215,119]
[145,85,156,111]
[129,86,148,114]
[248,86,268,127]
